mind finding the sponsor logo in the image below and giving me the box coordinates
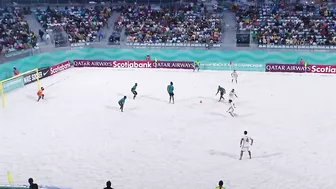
[154,61,194,69]
[50,61,71,75]
[73,59,264,71]
[3,77,22,88]
[73,60,153,68]
[23,71,42,85]
[113,61,152,68]
[43,69,50,76]
[2,76,24,93]
[208,63,263,68]
[265,63,310,73]
[311,65,336,74]
[23,67,50,85]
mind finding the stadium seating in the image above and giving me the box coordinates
[0,7,38,57]
[35,6,111,44]
[236,4,336,48]
[117,4,222,47]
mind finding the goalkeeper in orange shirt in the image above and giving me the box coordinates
[37,87,45,102]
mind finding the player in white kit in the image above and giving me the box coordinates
[229,89,238,102]
[227,99,236,117]
[231,70,238,83]
[239,131,254,160]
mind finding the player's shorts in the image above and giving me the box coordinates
[132,90,137,95]
[220,92,224,96]
[169,92,174,97]
[241,146,250,152]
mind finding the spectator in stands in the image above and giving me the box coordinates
[98,30,103,41]
[35,6,111,44]
[104,181,113,189]
[13,67,19,76]
[0,7,37,54]
[108,31,120,45]
[45,32,50,44]
[119,4,222,44]
[236,6,258,32]
[236,4,336,47]
[39,29,44,41]
[28,178,38,189]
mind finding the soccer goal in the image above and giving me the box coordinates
[0,68,41,108]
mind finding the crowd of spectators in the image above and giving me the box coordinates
[236,4,336,46]
[116,3,222,44]
[35,6,111,43]
[0,7,37,55]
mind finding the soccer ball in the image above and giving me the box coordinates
[200,100,203,103]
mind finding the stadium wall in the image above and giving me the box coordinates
[1,48,336,80]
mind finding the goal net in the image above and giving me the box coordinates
[0,68,40,108]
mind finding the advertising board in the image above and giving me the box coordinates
[50,61,71,75]
[154,61,194,69]
[2,76,24,93]
[23,67,50,85]
[203,62,265,72]
[310,65,336,74]
[73,60,153,68]
[265,64,310,73]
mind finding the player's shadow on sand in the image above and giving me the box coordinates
[197,96,225,103]
[116,93,167,103]
[208,112,254,118]
[26,95,56,101]
[105,105,137,112]
[253,153,282,159]
[105,105,120,111]
[234,113,254,118]
[141,95,193,104]
[208,149,237,159]
[209,149,282,160]
[208,112,227,118]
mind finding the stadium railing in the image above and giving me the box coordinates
[0,47,41,65]
[4,48,40,58]
[258,44,336,51]
[125,42,221,49]
[70,42,92,48]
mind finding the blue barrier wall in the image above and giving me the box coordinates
[1,48,336,80]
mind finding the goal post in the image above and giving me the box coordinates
[0,68,40,108]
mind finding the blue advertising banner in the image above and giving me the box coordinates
[2,76,24,93]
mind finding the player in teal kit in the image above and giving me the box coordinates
[118,96,127,112]
[131,83,138,99]
[167,81,174,104]
[215,85,226,102]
